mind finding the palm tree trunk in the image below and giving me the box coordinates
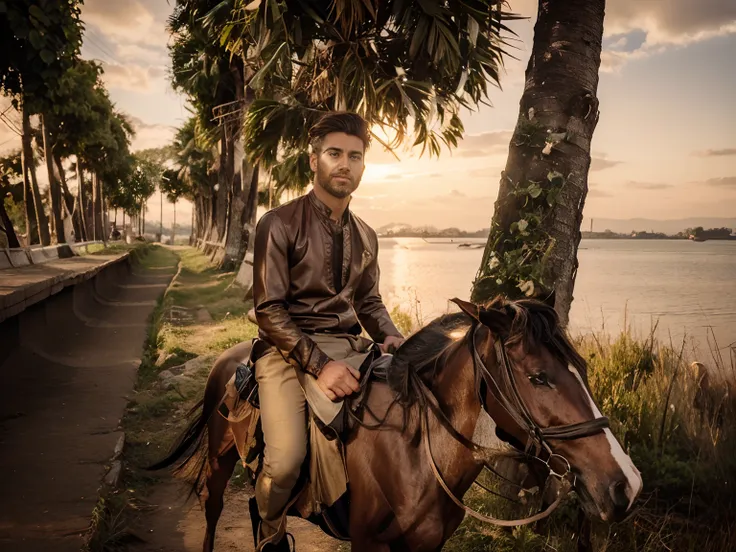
[92,172,103,241]
[41,115,66,243]
[20,140,39,245]
[55,155,79,241]
[77,161,89,241]
[21,103,50,246]
[0,201,21,248]
[171,200,176,245]
[471,0,604,326]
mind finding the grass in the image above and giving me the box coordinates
[444,324,736,552]
[84,245,258,551]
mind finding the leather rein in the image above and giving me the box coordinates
[418,323,610,527]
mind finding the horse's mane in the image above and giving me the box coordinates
[387,295,587,403]
[387,311,473,400]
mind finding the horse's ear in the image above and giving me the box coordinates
[450,297,481,322]
[541,289,556,308]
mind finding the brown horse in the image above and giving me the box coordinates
[149,296,642,551]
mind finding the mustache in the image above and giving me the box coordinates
[331,172,353,180]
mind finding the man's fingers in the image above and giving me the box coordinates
[324,388,338,401]
[347,365,361,380]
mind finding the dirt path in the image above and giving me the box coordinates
[106,247,344,552]
[129,476,343,552]
[0,247,178,552]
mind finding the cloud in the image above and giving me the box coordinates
[595,2,736,71]
[587,189,613,198]
[693,148,736,157]
[125,114,176,151]
[82,0,168,49]
[590,155,622,171]
[605,1,736,47]
[468,166,503,179]
[600,46,666,73]
[705,176,736,188]
[587,182,614,198]
[626,180,674,190]
[451,130,513,159]
[99,62,160,92]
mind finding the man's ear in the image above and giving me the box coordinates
[309,151,318,173]
[450,298,481,322]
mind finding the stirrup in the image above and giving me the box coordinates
[257,529,294,551]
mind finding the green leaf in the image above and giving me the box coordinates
[547,171,565,187]
[410,16,430,59]
[467,16,480,47]
[249,42,288,90]
[28,29,43,50]
[28,5,50,27]
[528,183,542,198]
[39,49,56,64]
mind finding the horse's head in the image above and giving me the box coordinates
[452,297,643,523]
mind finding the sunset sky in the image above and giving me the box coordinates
[2,0,734,231]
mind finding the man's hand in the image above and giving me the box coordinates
[379,335,405,354]
[316,361,361,402]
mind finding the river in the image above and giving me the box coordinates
[377,238,736,360]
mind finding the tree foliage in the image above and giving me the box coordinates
[222,0,518,189]
[0,0,84,111]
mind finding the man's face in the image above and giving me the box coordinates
[310,132,366,199]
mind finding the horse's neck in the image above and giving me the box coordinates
[431,341,483,443]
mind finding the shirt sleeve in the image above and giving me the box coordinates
[252,211,331,376]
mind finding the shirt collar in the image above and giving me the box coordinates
[308,189,351,225]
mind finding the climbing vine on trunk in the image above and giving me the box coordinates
[472,0,605,326]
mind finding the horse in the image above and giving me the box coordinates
[149,296,643,551]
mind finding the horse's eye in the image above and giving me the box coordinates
[529,372,551,387]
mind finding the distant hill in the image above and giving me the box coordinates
[586,218,736,235]
[377,218,736,236]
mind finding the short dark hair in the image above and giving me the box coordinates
[308,111,371,152]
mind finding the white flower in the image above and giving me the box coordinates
[518,280,535,297]
[489,257,500,270]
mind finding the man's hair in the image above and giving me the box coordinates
[308,111,371,153]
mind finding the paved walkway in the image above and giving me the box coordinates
[0,248,178,551]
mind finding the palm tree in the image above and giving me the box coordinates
[199,0,517,288]
[471,0,605,325]
[168,0,253,269]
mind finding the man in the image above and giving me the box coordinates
[252,111,404,551]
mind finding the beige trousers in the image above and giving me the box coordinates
[254,334,373,542]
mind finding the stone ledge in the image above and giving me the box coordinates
[0,253,129,323]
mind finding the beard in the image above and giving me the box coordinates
[316,161,360,199]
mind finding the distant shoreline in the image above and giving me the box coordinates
[378,233,736,241]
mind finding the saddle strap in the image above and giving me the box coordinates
[421,410,573,527]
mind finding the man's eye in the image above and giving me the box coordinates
[351,155,362,161]
[529,373,551,387]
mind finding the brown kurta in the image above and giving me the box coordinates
[253,190,401,376]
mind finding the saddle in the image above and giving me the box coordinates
[221,340,392,542]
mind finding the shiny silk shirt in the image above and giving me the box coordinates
[253,190,402,376]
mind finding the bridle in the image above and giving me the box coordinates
[419,323,610,527]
